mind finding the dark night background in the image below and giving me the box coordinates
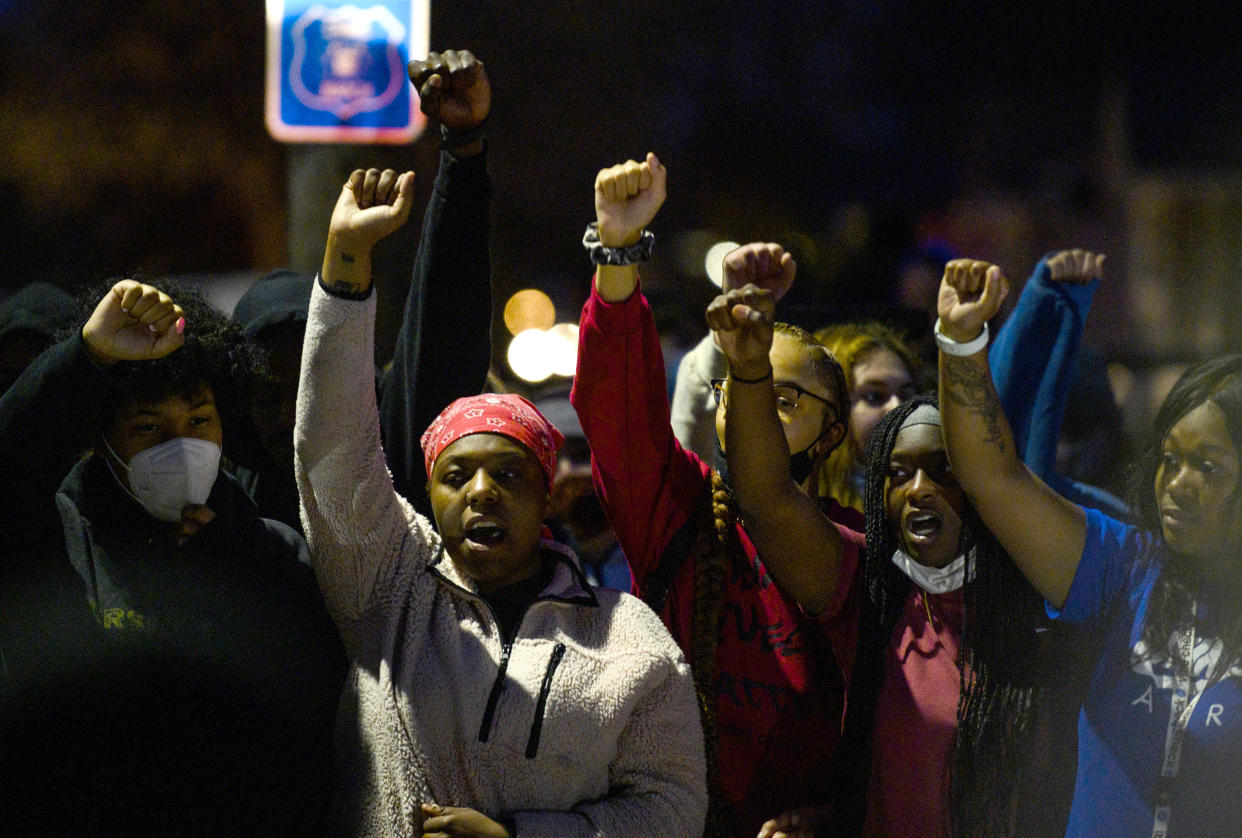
[3,0,1242,429]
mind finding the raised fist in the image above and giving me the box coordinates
[81,280,186,366]
[409,49,490,134]
[722,242,796,300]
[594,153,667,247]
[937,258,1009,343]
[705,283,776,380]
[1046,249,1106,285]
[328,167,415,251]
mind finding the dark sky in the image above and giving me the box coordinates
[3,0,1241,357]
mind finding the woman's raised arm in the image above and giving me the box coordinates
[936,258,1087,608]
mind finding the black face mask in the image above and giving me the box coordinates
[788,445,816,486]
[712,437,732,486]
[714,430,826,488]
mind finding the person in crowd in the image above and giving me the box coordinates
[813,321,921,514]
[535,390,631,591]
[0,280,76,394]
[937,257,1242,837]
[0,278,345,834]
[229,268,315,532]
[572,154,857,836]
[710,261,1066,837]
[383,49,626,604]
[296,125,705,838]
[669,274,918,525]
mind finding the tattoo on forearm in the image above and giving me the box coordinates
[329,280,362,295]
[340,252,356,264]
[942,356,1006,453]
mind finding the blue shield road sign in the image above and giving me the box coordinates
[266,1,429,143]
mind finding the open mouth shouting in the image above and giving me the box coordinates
[896,503,963,569]
[904,511,943,546]
[884,422,970,570]
[464,518,508,550]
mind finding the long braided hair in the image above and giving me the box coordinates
[1129,355,1242,678]
[680,467,739,836]
[827,393,1043,838]
[682,322,846,836]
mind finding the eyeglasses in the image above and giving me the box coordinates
[710,378,838,421]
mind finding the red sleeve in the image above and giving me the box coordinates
[571,281,710,596]
[816,523,867,682]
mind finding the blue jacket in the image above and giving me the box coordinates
[990,255,1130,519]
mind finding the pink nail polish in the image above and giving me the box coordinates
[175,317,186,335]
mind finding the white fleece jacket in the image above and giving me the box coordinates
[295,284,706,837]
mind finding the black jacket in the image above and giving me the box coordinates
[0,334,346,836]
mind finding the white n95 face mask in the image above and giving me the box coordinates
[103,436,221,522]
[891,547,976,595]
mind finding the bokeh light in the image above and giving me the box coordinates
[507,328,555,382]
[507,322,580,383]
[547,323,579,377]
[704,241,740,287]
[503,289,556,336]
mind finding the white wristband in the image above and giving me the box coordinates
[934,317,989,356]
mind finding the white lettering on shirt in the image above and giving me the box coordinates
[1206,703,1224,727]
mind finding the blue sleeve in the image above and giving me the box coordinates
[1055,476,1132,522]
[989,254,1098,478]
[378,149,493,516]
[1050,506,1146,624]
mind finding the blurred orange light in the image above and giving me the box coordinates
[503,289,556,336]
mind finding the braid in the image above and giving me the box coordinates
[686,468,738,835]
[827,395,913,837]
[828,394,1042,838]
[950,508,1041,837]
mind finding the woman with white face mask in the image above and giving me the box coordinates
[709,277,1050,838]
[0,279,345,834]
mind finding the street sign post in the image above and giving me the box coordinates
[265,1,429,144]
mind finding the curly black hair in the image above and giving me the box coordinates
[827,393,1043,838]
[64,277,268,461]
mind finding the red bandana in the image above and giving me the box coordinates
[420,394,565,486]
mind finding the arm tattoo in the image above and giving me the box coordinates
[340,252,356,264]
[942,355,1007,453]
[329,279,363,295]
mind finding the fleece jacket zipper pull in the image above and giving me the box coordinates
[477,641,513,742]
[524,642,566,758]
